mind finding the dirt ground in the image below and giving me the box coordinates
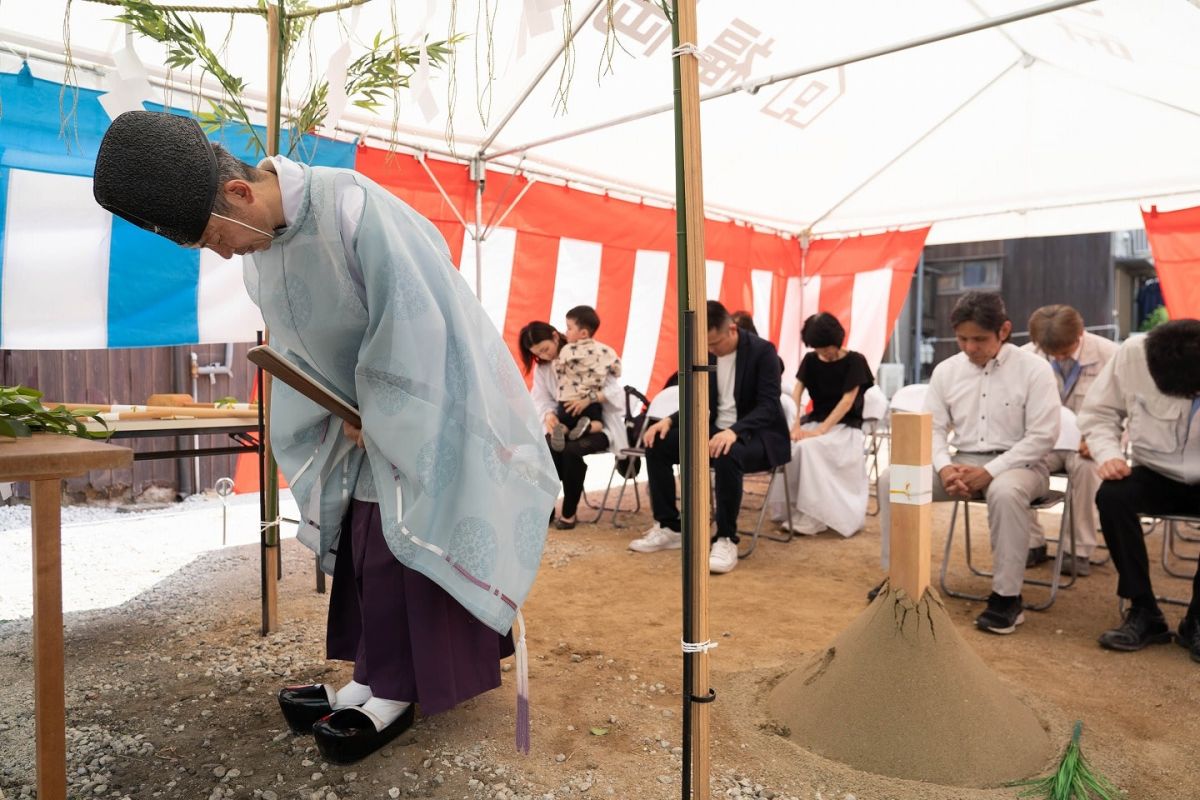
[2,482,1199,800]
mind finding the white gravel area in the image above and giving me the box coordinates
[0,490,300,621]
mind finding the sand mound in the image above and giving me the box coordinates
[768,584,1052,787]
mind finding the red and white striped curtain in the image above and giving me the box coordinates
[358,148,928,395]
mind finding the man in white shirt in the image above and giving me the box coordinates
[1022,305,1119,575]
[1077,320,1200,661]
[629,301,790,574]
[877,292,1060,634]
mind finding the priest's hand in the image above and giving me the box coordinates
[544,412,559,435]
[342,420,365,449]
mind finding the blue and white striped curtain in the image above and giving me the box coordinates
[0,65,357,349]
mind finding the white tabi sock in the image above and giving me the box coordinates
[359,697,411,731]
[327,679,372,709]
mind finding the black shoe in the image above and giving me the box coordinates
[1097,606,1171,652]
[866,579,886,603]
[1025,545,1050,568]
[975,593,1025,635]
[313,705,416,764]
[1176,615,1200,663]
[1059,554,1091,577]
[554,517,577,530]
[278,684,333,734]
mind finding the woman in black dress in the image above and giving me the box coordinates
[773,312,875,536]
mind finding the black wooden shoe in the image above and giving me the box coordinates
[278,684,334,734]
[1177,615,1200,663]
[1098,607,1171,652]
[313,705,416,764]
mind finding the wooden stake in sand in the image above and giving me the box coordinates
[887,412,933,598]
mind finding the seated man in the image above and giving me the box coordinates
[877,291,1060,634]
[1078,319,1200,660]
[1022,304,1118,575]
[630,301,790,575]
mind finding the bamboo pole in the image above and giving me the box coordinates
[671,2,711,798]
[259,1,285,636]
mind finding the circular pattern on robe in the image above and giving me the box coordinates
[415,428,460,497]
[383,520,423,564]
[358,367,411,415]
[295,180,324,236]
[390,260,430,320]
[513,507,548,571]
[444,336,471,399]
[488,339,524,400]
[481,440,513,485]
[282,275,313,330]
[451,516,498,580]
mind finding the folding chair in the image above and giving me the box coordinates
[939,408,1083,611]
[737,393,796,559]
[581,386,647,522]
[861,386,889,516]
[1157,513,1200,580]
[592,386,678,528]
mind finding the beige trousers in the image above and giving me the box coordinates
[1027,450,1101,558]
[879,452,1050,597]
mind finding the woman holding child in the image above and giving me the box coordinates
[518,307,625,530]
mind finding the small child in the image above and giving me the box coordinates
[551,305,621,452]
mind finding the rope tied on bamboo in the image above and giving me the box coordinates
[670,43,712,62]
[681,638,719,653]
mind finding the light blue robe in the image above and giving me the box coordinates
[245,163,556,635]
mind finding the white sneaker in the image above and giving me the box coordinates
[628,524,682,553]
[708,537,738,574]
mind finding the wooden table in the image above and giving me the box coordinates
[81,416,291,632]
[0,434,132,800]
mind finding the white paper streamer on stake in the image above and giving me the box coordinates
[889,464,934,506]
[410,0,439,122]
[323,4,361,128]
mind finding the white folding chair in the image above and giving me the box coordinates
[939,406,1079,610]
[861,385,889,516]
[594,386,679,528]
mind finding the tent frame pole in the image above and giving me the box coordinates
[470,157,486,301]
[485,0,1097,162]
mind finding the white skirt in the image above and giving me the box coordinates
[766,422,867,537]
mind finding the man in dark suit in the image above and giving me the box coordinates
[629,301,790,573]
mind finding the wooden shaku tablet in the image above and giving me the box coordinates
[246,345,362,429]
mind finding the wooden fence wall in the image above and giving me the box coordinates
[2,343,259,501]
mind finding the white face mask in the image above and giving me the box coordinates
[211,212,275,240]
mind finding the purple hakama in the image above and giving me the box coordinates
[326,500,515,716]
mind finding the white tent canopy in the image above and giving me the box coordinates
[2,0,1200,243]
